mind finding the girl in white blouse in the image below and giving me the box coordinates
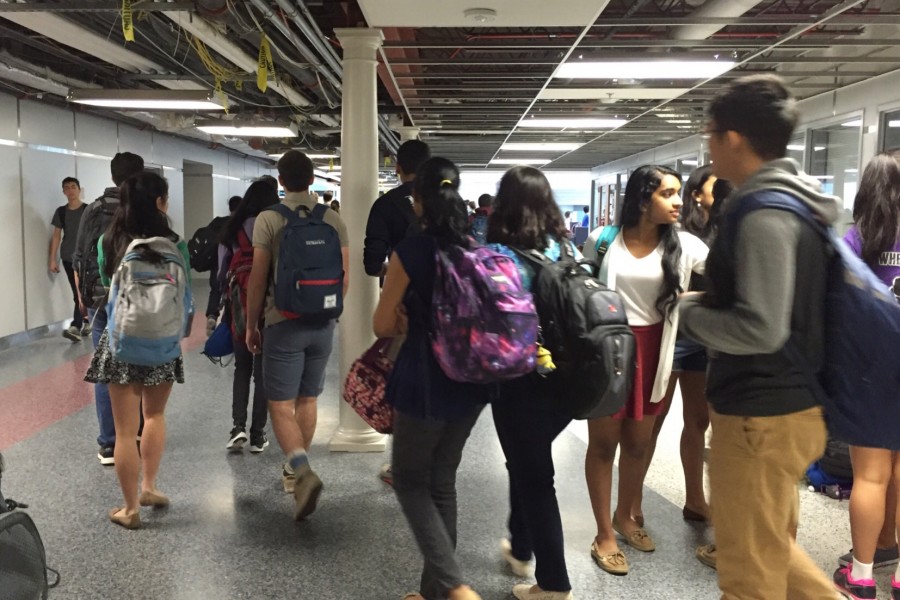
[582,165,708,576]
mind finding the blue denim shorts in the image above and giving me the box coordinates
[672,337,708,373]
[262,319,335,401]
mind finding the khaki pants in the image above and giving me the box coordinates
[709,406,836,600]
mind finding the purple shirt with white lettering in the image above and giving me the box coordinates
[843,225,900,291]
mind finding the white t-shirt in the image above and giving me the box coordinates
[606,234,665,326]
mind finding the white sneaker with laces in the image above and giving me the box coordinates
[501,538,534,577]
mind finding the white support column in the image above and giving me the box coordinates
[394,126,421,142]
[329,28,387,453]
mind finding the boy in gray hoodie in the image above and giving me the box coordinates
[679,75,842,599]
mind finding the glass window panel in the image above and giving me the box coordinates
[809,121,860,212]
[881,109,900,152]
[786,132,805,167]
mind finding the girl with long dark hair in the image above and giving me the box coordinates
[216,180,279,454]
[373,157,485,600]
[581,165,707,575]
[85,171,190,529]
[833,151,900,600]
[641,165,733,526]
[485,166,575,600]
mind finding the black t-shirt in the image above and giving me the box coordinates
[51,203,87,262]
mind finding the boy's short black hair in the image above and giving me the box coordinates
[707,74,798,160]
[62,177,80,188]
[477,193,493,208]
[396,140,431,176]
[583,206,589,212]
[110,152,145,186]
[323,191,334,202]
[228,195,242,212]
[277,150,314,192]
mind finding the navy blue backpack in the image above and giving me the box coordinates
[729,192,900,449]
[269,203,344,324]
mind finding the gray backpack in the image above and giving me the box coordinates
[106,237,192,366]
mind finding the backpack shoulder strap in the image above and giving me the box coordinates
[309,203,329,221]
[594,225,620,260]
[236,225,252,251]
[728,192,827,239]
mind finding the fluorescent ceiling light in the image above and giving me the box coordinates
[197,121,297,137]
[666,119,692,124]
[555,60,734,80]
[538,88,688,101]
[489,158,552,165]
[890,120,900,128]
[269,152,339,159]
[841,119,862,127]
[500,142,583,151]
[68,89,226,110]
[518,118,626,129]
[681,159,699,165]
[845,168,859,173]
[786,144,804,151]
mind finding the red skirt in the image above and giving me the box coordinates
[613,321,665,421]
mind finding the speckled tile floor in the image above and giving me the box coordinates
[0,285,875,599]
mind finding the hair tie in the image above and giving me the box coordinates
[440,179,453,187]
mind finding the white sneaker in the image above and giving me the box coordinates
[512,584,573,600]
[501,538,534,577]
[226,428,248,450]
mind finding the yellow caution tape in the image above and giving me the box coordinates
[257,35,275,92]
[122,0,134,42]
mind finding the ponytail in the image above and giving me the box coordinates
[414,157,470,248]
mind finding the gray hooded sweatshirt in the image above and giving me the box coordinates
[679,158,842,415]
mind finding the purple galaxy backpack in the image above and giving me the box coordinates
[431,242,538,383]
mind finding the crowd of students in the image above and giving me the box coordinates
[46,72,900,600]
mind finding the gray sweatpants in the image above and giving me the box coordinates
[392,406,483,600]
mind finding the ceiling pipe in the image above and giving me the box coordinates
[670,0,767,40]
[252,0,398,153]
[0,50,100,96]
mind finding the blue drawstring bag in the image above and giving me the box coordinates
[202,321,234,366]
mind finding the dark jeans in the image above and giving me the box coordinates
[62,261,84,328]
[392,406,483,600]
[88,308,114,447]
[492,375,572,592]
[233,338,267,434]
[206,274,221,318]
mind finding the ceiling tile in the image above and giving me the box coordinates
[357,0,603,27]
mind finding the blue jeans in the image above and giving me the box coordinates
[88,308,115,447]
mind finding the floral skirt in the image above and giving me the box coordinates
[85,329,185,386]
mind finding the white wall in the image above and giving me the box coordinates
[0,92,274,338]
[590,68,900,184]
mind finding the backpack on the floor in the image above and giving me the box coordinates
[819,438,853,480]
[431,242,539,383]
[726,192,900,449]
[107,237,192,366]
[0,454,50,600]
[76,195,119,309]
[513,242,635,419]
[227,227,255,339]
[188,216,227,273]
[268,203,344,323]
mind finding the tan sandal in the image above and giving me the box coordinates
[591,540,628,575]
[108,507,141,530]
[139,490,170,508]
[613,515,655,552]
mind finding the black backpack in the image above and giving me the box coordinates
[0,455,51,600]
[819,438,853,480]
[513,243,635,419]
[188,216,228,273]
[76,196,119,309]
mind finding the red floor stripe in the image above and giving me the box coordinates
[0,315,209,451]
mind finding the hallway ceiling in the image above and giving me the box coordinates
[0,0,898,172]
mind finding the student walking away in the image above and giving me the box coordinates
[581,165,707,576]
[71,151,145,466]
[580,206,590,227]
[50,177,88,341]
[468,193,492,245]
[679,74,842,600]
[640,165,734,529]
[373,157,486,600]
[216,181,278,454]
[485,166,577,600]
[244,150,349,521]
[364,139,431,278]
[84,171,191,530]
[833,151,900,600]
[189,196,239,336]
